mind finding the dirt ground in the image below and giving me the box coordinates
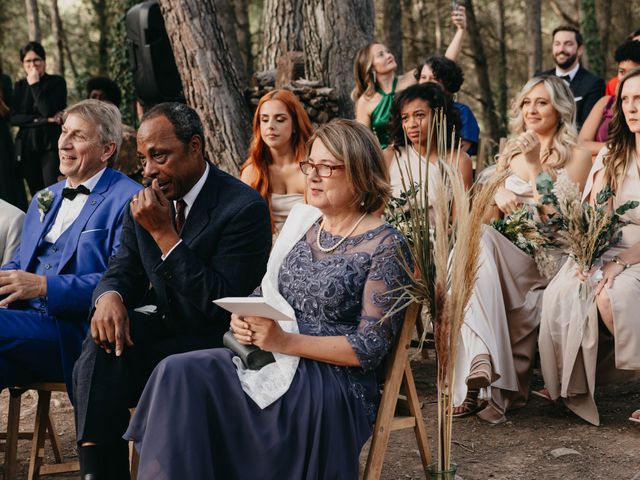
[1,354,639,479]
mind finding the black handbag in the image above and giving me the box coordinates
[223,330,275,370]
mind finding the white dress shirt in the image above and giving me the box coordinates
[96,163,210,308]
[44,168,106,243]
[555,62,580,83]
[161,162,210,260]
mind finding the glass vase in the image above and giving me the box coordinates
[426,462,457,479]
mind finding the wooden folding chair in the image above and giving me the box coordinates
[363,303,431,479]
[2,382,80,480]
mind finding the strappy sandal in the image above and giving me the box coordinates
[477,403,507,425]
[629,409,640,424]
[465,354,494,391]
[531,388,555,404]
[452,389,481,418]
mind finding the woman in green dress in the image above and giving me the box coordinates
[352,5,466,149]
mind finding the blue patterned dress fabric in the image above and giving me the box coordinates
[125,222,411,480]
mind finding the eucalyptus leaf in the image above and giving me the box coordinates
[595,185,614,206]
[615,200,639,216]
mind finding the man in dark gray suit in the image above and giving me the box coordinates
[73,103,272,480]
[539,25,605,130]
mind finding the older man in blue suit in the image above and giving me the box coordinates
[0,99,141,397]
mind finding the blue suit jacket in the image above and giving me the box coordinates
[2,167,142,390]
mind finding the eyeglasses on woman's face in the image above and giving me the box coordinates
[299,161,345,178]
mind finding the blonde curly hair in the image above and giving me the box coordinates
[497,75,577,174]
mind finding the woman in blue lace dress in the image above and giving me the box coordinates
[124,119,412,479]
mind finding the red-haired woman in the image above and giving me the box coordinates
[241,89,313,235]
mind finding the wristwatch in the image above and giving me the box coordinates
[611,255,630,270]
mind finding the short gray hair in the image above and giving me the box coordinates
[63,99,123,162]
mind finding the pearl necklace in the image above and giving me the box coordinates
[316,212,368,253]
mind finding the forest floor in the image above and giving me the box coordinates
[1,352,639,479]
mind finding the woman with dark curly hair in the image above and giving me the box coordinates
[384,82,472,203]
[352,6,467,150]
[417,55,480,155]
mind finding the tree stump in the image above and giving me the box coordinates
[276,51,305,89]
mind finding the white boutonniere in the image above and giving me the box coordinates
[36,189,55,222]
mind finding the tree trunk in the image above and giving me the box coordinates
[549,0,579,27]
[597,0,612,75]
[526,0,542,78]
[49,0,65,76]
[496,0,508,137]
[61,27,79,79]
[233,0,253,82]
[303,0,375,118]
[260,0,304,71]
[434,0,442,54]
[403,0,429,69]
[464,0,500,150]
[106,0,138,126]
[383,0,402,72]
[92,0,109,74]
[579,0,603,75]
[25,0,41,42]
[159,0,252,175]
[214,0,248,88]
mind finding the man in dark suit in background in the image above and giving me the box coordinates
[539,25,605,130]
[73,102,272,480]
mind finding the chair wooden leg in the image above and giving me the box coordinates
[363,306,416,480]
[403,362,431,466]
[4,393,22,480]
[45,414,62,464]
[129,442,139,480]
[27,390,51,480]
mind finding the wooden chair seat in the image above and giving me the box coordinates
[363,303,431,479]
[2,382,79,480]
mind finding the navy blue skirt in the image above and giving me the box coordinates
[125,348,374,479]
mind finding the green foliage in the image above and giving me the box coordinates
[536,171,557,206]
[580,0,604,77]
[106,0,137,126]
[536,171,639,269]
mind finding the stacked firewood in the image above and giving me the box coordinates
[248,52,339,126]
[247,79,339,126]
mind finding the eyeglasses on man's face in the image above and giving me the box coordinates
[299,161,345,178]
[23,58,43,65]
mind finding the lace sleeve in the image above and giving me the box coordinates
[249,285,263,298]
[345,230,411,371]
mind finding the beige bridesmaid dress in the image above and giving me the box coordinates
[457,174,561,420]
[539,150,640,425]
[271,193,305,238]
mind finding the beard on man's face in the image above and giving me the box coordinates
[555,53,578,70]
